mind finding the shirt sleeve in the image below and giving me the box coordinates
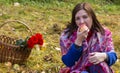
[106,52,117,66]
[62,43,83,67]
[104,29,117,66]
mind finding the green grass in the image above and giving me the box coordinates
[0,0,120,72]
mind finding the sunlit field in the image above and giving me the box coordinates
[0,0,120,72]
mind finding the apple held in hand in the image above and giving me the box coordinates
[79,24,89,32]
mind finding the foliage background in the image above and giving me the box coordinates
[0,0,120,73]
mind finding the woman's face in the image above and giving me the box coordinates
[75,9,92,30]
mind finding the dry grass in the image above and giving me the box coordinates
[0,1,120,72]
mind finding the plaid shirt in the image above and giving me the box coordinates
[60,28,114,73]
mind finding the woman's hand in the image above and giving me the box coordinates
[75,27,89,46]
[88,52,107,65]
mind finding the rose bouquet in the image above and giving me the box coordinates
[16,33,44,49]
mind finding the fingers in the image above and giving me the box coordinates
[88,55,95,63]
[76,28,89,42]
[88,52,99,65]
[89,52,95,56]
[81,29,89,33]
[77,27,89,33]
[77,29,88,36]
[93,61,99,65]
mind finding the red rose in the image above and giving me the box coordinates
[27,33,43,49]
[35,33,43,39]
[27,39,34,48]
[27,35,38,48]
[38,38,43,46]
[35,33,43,46]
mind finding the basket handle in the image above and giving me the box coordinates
[0,20,32,35]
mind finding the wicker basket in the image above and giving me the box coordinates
[0,20,32,64]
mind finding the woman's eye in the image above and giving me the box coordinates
[83,15,88,19]
[75,17,80,20]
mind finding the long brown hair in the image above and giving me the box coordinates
[65,2,105,38]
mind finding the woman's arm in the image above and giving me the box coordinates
[60,28,89,67]
[105,29,117,66]
[60,34,83,67]
[61,43,83,67]
[88,29,117,66]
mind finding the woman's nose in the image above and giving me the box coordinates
[79,18,84,23]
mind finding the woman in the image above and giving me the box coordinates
[59,2,117,73]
